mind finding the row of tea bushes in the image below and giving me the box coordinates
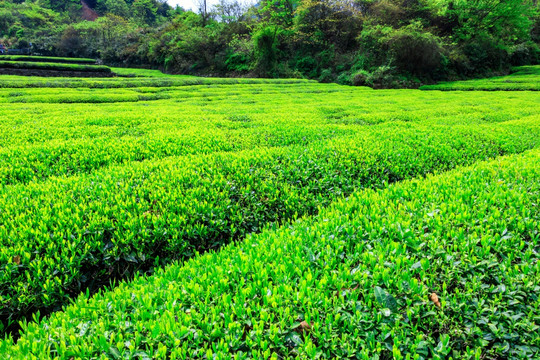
[0,61,111,73]
[0,56,96,64]
[1,119,539,334]
[0,122,351,185]
[2,148,538,359]
[421,65,540,91]
[0,91,169,104]
[1,83,539,186]
[0,83,351,104]
[0,76,315,88]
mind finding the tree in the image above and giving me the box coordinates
[253,25,281,76]
[196,0,211,26]
[213,0,247,23]
[133,0,158,24]
[294,0,363,51]
[259,0,299,28]
[104,0,130,18]
[448,0,534,42]
[444,0,537,71]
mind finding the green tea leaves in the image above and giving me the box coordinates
[375,286,399,313]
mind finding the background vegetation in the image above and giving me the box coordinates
[1,0,539,86]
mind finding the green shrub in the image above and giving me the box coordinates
[295,56,318,78]
[3,148,539,358]
[461,35,510,73]
[0,76,313,89]
[351,69,370,86]
[1,78,540,338]
[336,72,351,85]
[384,23,444,76]
[318,68,335,83]
[510,42,540,66]
[0,60,110,73]
[224,51,250,72]
[1,115,540,332]
[357,23,445,79]
[253,26,281,77]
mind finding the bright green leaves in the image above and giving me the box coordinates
[3,148,540,358]
[421,65,540,91]
[0,79,539,357]
[2,83,539,338]
[0,60,112,74]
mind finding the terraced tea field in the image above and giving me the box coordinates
[0,63,539,359]
[0,56,112,78]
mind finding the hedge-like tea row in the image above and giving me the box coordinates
[0,123,351,185]
[0,83,351,104]
[2,148,539,359]
[421,65,540,91]
[0,91,169,104]
[1,118,540,335]
[0,76,315,88]
[0,56,96,64]
[1,83,538,186]
[110,67,180,77]
[0,61,111,73]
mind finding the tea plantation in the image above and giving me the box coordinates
[420,66,540,91]
[0,61,539,359]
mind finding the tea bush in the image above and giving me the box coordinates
[421,65,540,91]
[1,115,540,333]
[2,149,538,358]
[0,56,96,64]
[0,71,539,354]
[0,61,111,73]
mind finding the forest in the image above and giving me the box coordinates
[1,0,539,86]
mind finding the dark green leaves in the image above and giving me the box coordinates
[374,286,398,313]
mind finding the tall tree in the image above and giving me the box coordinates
[133,0,158,24]
[196,0,211,25]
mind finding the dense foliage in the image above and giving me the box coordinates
[1,147,539,358]
[1,0,539,84]
[1,70,540,341]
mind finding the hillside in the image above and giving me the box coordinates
[1,0,539,85]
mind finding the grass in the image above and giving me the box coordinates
[421,65,540,91]
[0,66,539,358]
